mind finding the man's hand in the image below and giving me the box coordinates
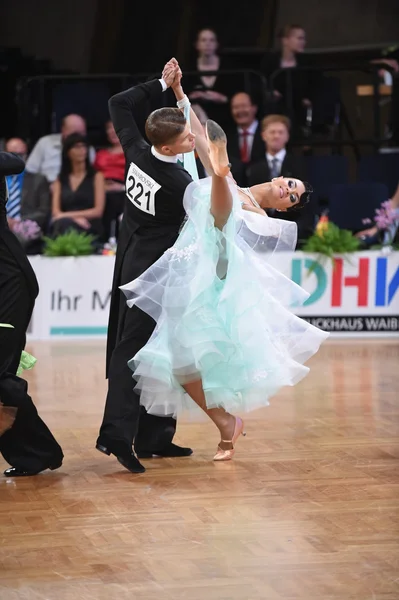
[163,65,179,88]
[162,57,178,74]
[370,58,399,73]
[7,217,19,231]
[162,58,180,88]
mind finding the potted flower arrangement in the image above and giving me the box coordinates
[361,200,399,253]
[302,215,361,270]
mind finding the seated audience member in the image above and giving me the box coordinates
[184,28,232,130]
[5,137,51,253]
[94,120,125,191]
[370,51,399,143]
[260,24,337,137]
[49,133,105,239]
[94,120,126,241]
[355,181,399,246]
[247,114,314,246]
[260,25,312,133]
[26,114,96,184]
[225,92,265,186]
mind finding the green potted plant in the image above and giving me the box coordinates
[42,229,97,257]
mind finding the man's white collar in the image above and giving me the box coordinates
[151,146,178,163]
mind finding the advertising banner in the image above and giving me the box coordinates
[27,252,399,339]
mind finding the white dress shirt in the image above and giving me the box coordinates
[238,120,258,158]
[151,146,178,163]
[266,148,287,177]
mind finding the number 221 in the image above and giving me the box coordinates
[126,174,151,211]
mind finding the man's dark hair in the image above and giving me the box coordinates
[145,108,187,147]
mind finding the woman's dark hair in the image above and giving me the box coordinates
[59,133,95,183]
[287,181,313,212]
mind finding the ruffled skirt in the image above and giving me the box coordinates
[120,178,329,419]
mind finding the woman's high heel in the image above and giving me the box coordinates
[213,416,246,461]
[205,119,231,178]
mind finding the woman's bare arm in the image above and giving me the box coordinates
[168,67,214,175]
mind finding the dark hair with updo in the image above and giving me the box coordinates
[59,132,94,183]
[287,181,313,212]
[145,108,187,147]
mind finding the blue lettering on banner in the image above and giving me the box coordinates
[375,257,399,307]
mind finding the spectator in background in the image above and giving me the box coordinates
[370,49,399,144]
[355,181,399,246]
[94,120,125,241]
[225,92,265,186]
[260,24,313,136]
[370,49,399,87]
[247,115,306,182]
[247,114,314,246]
[94,120,125,191]
[261,24,340,138]
[48,133,105,239]
[5,137,51,254]
[26,114,96,184]
[183,28,232,129]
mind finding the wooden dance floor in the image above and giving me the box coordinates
[1,339,399,600]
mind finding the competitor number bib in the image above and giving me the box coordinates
[125,162,161,216]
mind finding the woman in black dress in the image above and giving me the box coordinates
[49,133,105,238]
[183,28,233,130]
[260,24,313,136]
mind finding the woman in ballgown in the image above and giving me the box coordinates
[120,66,329,462]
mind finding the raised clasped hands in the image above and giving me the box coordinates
[162,57,182,89]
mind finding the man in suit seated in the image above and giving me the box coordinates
[225,92,265,186]
[247,114,315,246]
[25,114,96,185]
[5,138,51,254]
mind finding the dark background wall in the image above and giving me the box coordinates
[0,0,98,72]
[1,0,397,74]
[0,0,397,144]
[274,0,399,49]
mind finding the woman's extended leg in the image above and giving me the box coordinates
[183,379,245,460]
[206,120,233,230]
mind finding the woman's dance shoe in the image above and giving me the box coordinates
[205,119,231,177]
[213,416,246,461]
